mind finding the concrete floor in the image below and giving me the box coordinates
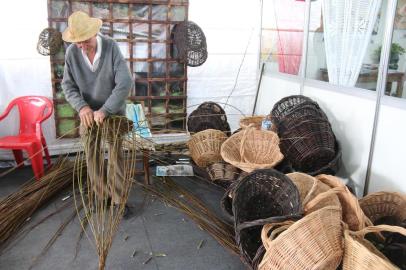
[0,164,245,270]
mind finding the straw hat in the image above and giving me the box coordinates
[62,11,102,43]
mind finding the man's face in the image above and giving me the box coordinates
[75,36,97,53]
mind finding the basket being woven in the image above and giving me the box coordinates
[187,129,227,167]
[233,169,302,267]
[221,127,284,173]
[187,102,231,135]
[359,192,406,225]
[259,206,343,270]
[343,225,406,270]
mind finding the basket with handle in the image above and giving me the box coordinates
[232,169,302,267]
[220,126,284,173]
[343,225,406,270]
[306,174,371,231]
[287,172,341,214]
[187,129,228,167]
[258,206,343,270]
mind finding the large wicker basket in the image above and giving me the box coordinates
[233,169,302,267]
[343,225,406,270]
[259,206,343,270]
[187,129,228,167]
[359,191,406,225]
[271,95,319,125]
[221,127,284,173]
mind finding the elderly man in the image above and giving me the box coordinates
[61,11,133,216]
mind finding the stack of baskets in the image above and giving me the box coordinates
[270,95,341,175]
[187,102,231,135]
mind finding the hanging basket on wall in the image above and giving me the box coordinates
[37,28,63,56]
[172,21,208,67]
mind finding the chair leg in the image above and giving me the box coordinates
[41,137,52,169]
[12,150,24,168]
[26,145,44,180]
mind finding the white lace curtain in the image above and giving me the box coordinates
[322,0,382,87]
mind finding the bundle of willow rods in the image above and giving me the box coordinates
[139,176,239,255]
[0,157,85,249]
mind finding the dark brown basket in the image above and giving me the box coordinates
[206,162,239,188]
[232,169,302,267]
[187,102,231,135]
[173,21,208,67]
[37,28,63,56]
[280,132,336,172]
[307,139,342,176]
[271,95,318,125]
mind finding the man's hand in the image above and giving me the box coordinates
[79,106,94,128]
[94,110,106,126]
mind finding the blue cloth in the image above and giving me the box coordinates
[126,104,151,138]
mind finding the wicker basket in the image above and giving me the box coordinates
[187,102,231,135]
[259,206,343,270]
[239,116,265,130]
[206,162,239,188]
[308,174,371,231]
[271,95,319,125]
[233,169,302,267]
[359,192,406,225]
[221,127,284,173]
[343,225,406,270]
[37,28,62,56]
[307,139,342,176]
[187,129,228,167]
[287,172,341,214]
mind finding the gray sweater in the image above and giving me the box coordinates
[62,35,133,116]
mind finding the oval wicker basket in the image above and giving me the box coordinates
[187,129,228,167]
[359,192,406,225]
[239,115,265,130]
[343,225,406,270]
[259,206,343,270]
[221,127,284,173]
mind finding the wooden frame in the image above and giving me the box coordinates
[47,0,189,138]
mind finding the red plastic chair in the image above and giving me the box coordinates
[0,96,53,180]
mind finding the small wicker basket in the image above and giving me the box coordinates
[187,129,227,167]
[259,206,343,270]
[343,225,406,270]
[221,127,284,173]
[239,115,265,130]
[359,191,406,225]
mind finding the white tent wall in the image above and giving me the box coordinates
[0,0,261,160]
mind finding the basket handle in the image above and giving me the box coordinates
[304,186,346,212]
[236,213,302,231]
[350,225,406,238]
[239,124,255,162]
[261,221,295,251]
